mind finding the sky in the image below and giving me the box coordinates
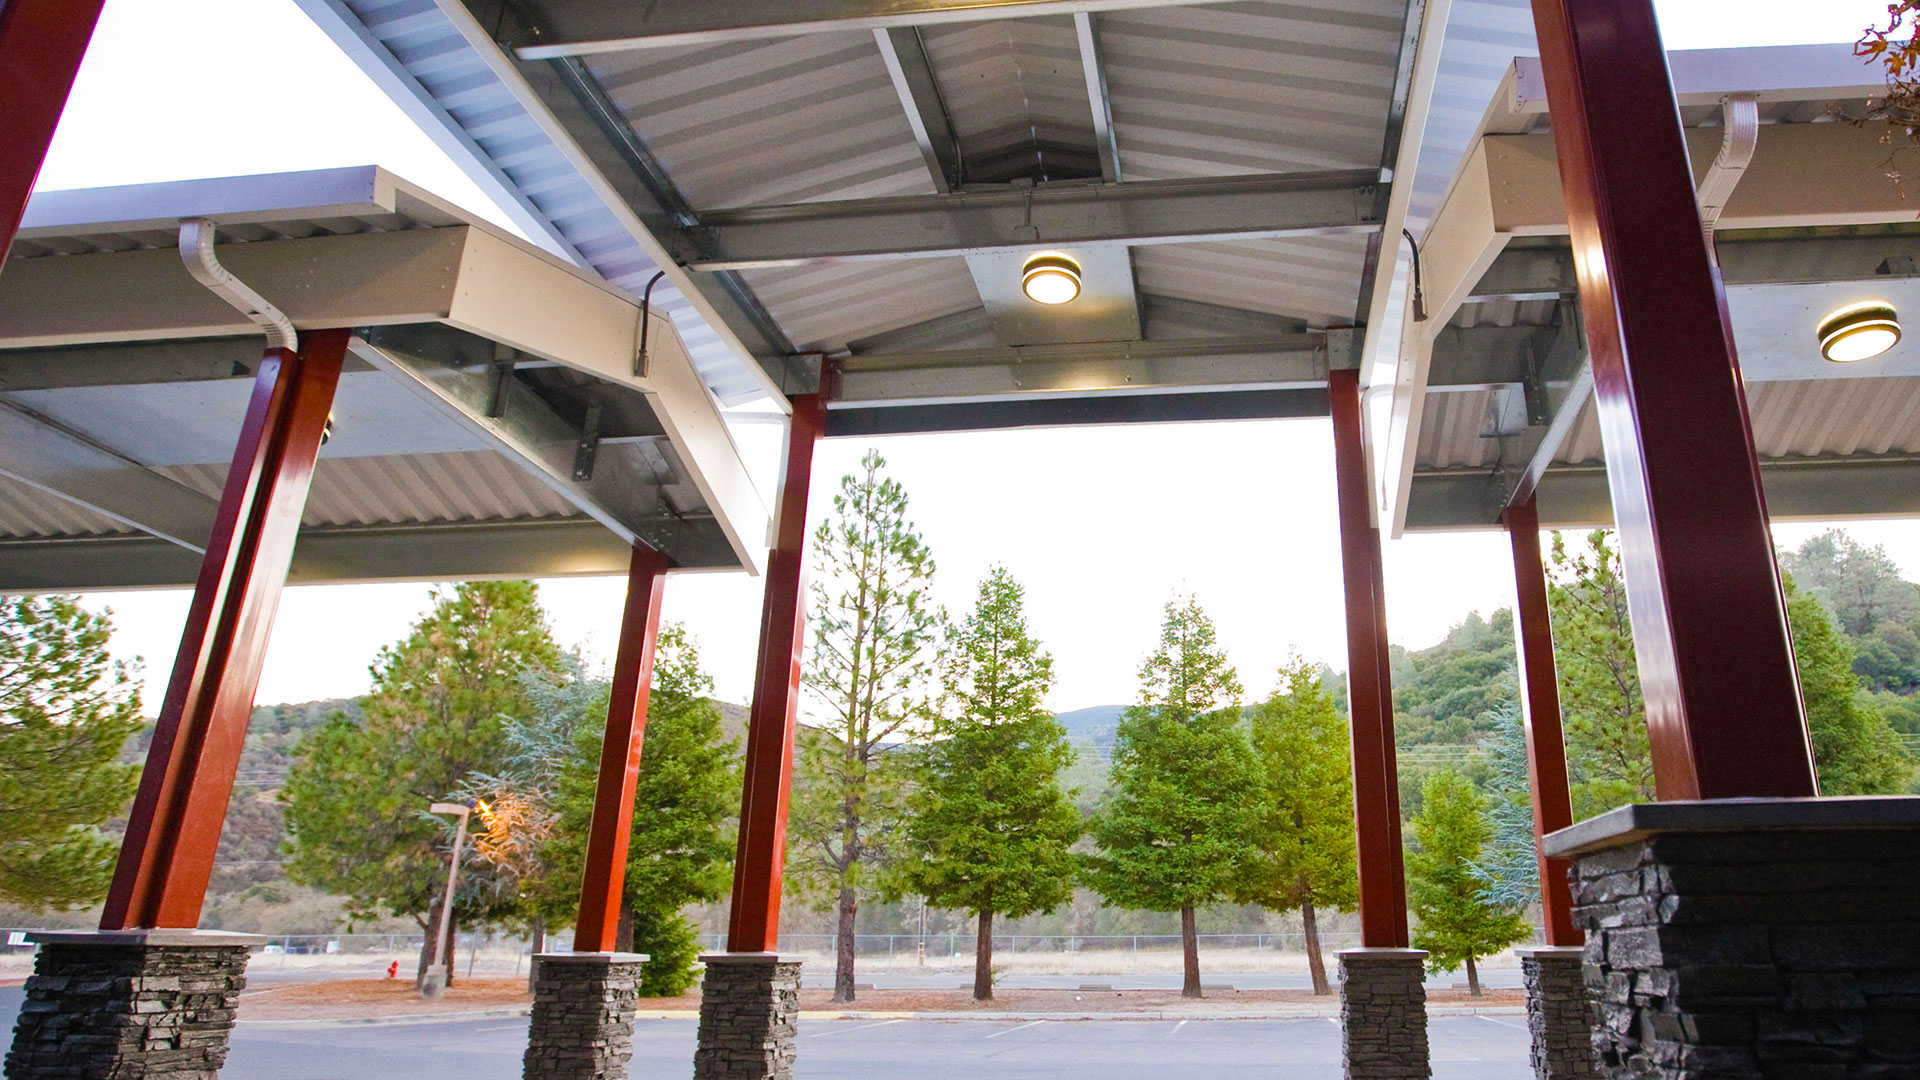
[33,0,1920,717]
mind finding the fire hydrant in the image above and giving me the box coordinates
[387,961,399,980]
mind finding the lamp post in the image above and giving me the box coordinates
[423,801,472,999]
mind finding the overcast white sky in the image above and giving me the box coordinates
[35,0,1920,716]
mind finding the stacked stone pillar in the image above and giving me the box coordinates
[695,954,801,1080]
[524,952,647,1080]
[1519,946,1599,1078]
[6,929,255,1079]
[1545,798,1920,1079]
[1339,948,1431,1079]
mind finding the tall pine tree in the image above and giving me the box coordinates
[1546,532,1655,817]
[0,597,142,909]
[283,582,559,985]
[898,568,1082,1001]
[1406,770,1530,996]
[792,449,941,1003]
[540,626,740,995]
[1085,596,1257,998]
[1235,656,1357,995]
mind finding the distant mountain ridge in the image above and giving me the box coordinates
[1054,704,1126,746]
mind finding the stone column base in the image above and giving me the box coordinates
[1545,796,1920,1079]
[523,951,647,1080]
[1339,947,1431,1080]
[695,953,802,1080]
[6,929,258,1079]
[1519,946,1600,1079]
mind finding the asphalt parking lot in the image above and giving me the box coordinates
[220,1014,1531,1080]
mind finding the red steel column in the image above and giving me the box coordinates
[1329,367,1409,949]
[725,390,829,954]
[101,330,348,930]
[1503,497,1580,946]
[0,0,106,262]
[572,546,670,952]
[1528,0,1816,800]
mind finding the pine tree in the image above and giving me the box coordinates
[1406,770,1531,995]
[1235,655,1357,995]
[1085,596,1257,998]
[792,449,942,1003]
[540,626,740,996]
[1784,582,1912,795]
[1473,701,1540,908]
[0,596,143,909]
[283,582,559,985]
[1545,532,1655,817]
[898,568,1082,1001]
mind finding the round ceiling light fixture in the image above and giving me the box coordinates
[1818,300,1901,364]
[1021,253,1082,305]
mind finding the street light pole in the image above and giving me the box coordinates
[423,801,472,999]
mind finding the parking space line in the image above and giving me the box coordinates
[805,1018,907,1040]
[1476,1015,1526,1031]
[983,1020,1046,1040]
[1168,1020,1188,1039]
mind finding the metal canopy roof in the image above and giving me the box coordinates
[0,167,768,590]
[1387,43,1920,534]
[297,0,1444,433]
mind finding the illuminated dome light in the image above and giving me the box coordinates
[1021,253,1082,305]
[1818,301,1901,364]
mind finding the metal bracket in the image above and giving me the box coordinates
[571,401,602,482]
[1324,327,1361,371]
[487,344,516,419]
[1356,185,1382,223]
[1521,340,1551,426]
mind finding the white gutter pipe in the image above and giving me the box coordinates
[178,217,299,351]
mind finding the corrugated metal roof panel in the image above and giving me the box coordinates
[740,259,981,355]
[585,32,935,209]
[332,0,768,404]
[1099,0,1407,180]
[1133,235,1373,326]
[0,476,135,539]
[919,17,1101,181]
[152,451,582,530]
[1420,376,1920,471]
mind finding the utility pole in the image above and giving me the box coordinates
[423,802,472,999]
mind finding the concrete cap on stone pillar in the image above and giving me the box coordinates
[1513,946,1586,959]
[26,929,266,947]
[535,951,649,964]
[699,952,807,964]
[1543,795,1920,857]
[1336,947,1430,959]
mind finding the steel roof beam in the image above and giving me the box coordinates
[837,334,1326,404]
[1073,13,1122,184]
[827,386,1330,436]
[511,0,1221,57]
[0,402,218,551]
[352,326,729,568]
[689,170,1382,271]
[1469,235,1920,303]
[1408,455,1920,531]
[873,27,963,192]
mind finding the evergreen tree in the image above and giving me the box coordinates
[1545,532,1655,817]
[1085,596,1257,998]
[0,596,142,909]
[283,582,559,985]
[1781,530,1920,637]
[1234,655,1357,995]
[792,449,941,1003]
[1784,582,1912,795]
[1473,701,1540,908]
[1406,770,1531,995]
[540,626,739,996]
[897,568,1082,1000]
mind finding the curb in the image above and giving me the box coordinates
[240,1007,532,1029]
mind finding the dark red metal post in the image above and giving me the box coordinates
[725,390,829,954]
[0,0,106,263]
[1329,367,1409,949]
[101,330,348,930]
[572,546,670,953]
[1527,0,1817,801]
[1503,497,1580,947]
